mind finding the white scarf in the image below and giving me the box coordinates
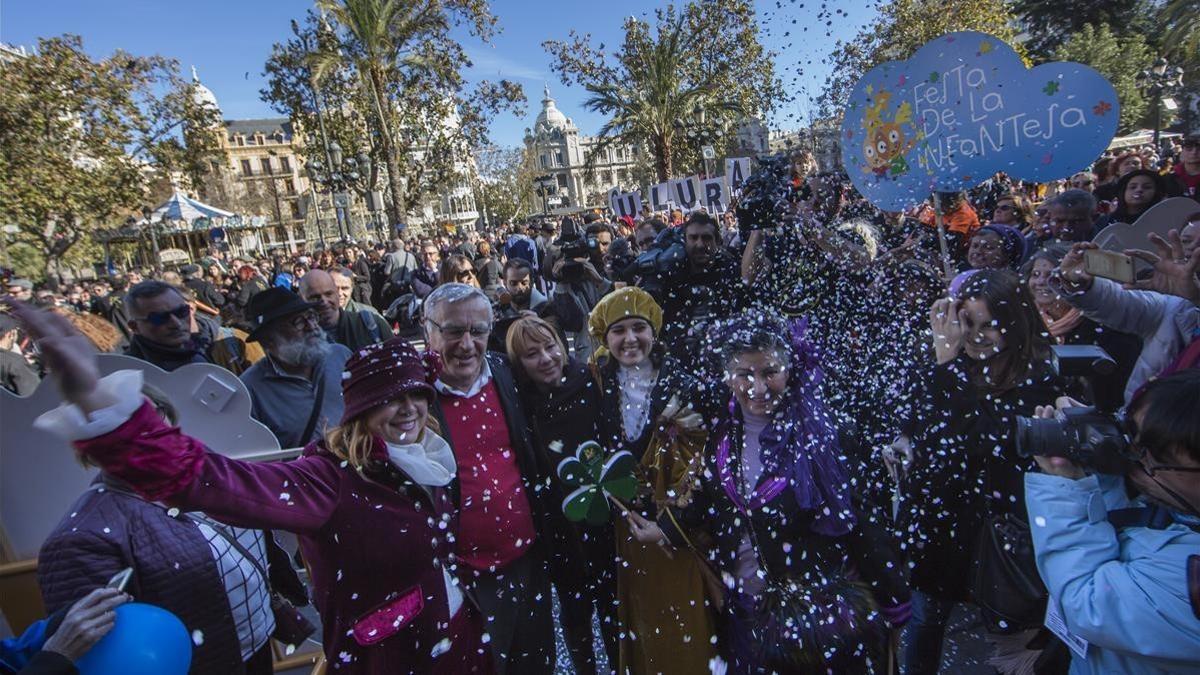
[385,431,456,487]
[617,363,658,442]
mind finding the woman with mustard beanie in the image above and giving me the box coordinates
[587,287,720,674]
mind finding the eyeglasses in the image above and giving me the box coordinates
[455,269,476,282]
[427,318,490,341]
[1071,180,1094,187]
[288,310,321,331]
[994,204,1015,211]
[133,304,191,326]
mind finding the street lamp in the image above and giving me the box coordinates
[308,143,373,242]
[1136,56,1186,151]
[140,205,161,268]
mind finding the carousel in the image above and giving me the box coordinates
[93,190,275,269]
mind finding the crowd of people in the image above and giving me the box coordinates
[1,133,1199,675]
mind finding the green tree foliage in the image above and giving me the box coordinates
[0,35,224,278]
[1054,24,1154,134]
[543,0,781,181]
[263,1,525,230]
[475,144,538,224]
[820,0,1024,120]
[1158,0,1200,132]
[1012,0,1157,59]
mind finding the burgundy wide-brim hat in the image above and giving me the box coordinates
[340,337,439,424]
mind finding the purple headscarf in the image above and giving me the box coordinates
[708,314,856,536]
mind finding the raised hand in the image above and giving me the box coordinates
[1124,229,1200,303]
[929,297,963,364]
[1056,242,1097,292]
[5,299,105,413]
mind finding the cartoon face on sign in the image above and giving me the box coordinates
[861,91,917,178]
[841,31,1120,211]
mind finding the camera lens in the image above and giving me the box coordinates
[1015,416,1075,459]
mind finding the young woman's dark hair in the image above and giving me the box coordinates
[1110,169,1166,222]
[957,269,1051,392]
[1128,369,1200,464]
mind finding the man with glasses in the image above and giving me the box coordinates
[123,280,211,371]
[1046,189,1099,243]
[239,287,350,448]
[421,283,561,674]
[1166,134,1200,202]
[1025,370,1200,674]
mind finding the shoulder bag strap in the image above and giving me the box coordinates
[300,371,328,445]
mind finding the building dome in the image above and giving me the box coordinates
[190,66,220,112]
[535,85,570,133]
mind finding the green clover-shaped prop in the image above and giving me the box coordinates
[557,441,638,525]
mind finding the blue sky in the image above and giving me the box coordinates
[1,0,879,147]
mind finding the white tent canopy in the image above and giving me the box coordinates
[150,190,234,222]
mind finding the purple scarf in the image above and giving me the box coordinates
[715,318,855,537]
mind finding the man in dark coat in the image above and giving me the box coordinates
[422,282,563,675]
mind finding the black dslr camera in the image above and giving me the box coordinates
[1014,345,1131,474]
[734,155,795,231]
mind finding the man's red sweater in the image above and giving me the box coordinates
[439,381,537,572]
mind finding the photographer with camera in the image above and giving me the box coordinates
[550,217,614,361]
[627,212,744,363]
[1024,370,1200,674]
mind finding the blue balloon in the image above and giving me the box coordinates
[76,603,193,675]
[841,31,1120,211]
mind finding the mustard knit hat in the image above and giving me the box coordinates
[587,287,663,363]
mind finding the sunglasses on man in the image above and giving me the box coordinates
[133,304,191,326]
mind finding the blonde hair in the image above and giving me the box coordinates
[324,399,441,470]
[505,316,566,376]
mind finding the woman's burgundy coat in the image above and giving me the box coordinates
[75,401,465,674]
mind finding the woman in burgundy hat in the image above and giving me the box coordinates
[12,302,489,675]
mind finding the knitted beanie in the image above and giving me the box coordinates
[340,337,438,424]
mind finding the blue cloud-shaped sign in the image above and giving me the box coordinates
[841,31,1120,211]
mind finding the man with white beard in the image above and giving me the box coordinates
[239,287,352,448]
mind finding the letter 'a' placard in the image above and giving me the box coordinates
[726,157,751,193]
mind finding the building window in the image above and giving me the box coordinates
[241,159,253,177]
[290,201,302,219]
[557,173,568,189]
[541,154,548,169]
[285,179,297,195]
[261,157,273,175]
[280,156,292,173]
[554,150,564,166]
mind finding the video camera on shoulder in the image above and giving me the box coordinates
[735,154,796,231]
[622,227,688,295]
[1015,345,1131,474]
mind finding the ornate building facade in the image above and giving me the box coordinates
[523,86,641,210]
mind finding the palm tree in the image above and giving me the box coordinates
[311,0,445,227]
[582,16,744,182]
[1160,0,1199,60]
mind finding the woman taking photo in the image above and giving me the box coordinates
[587,287,718,674]
[696,311,910,673]
[14,303,488,675]
[898,270,1064,674]
[505,315,619,674]
[1023,244,1140,410]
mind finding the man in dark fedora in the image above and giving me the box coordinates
[239,287,352,448]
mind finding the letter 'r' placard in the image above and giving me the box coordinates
[840,31,1119,211]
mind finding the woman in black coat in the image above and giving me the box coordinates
[898,270,1065,674]
[506,316,618,674]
